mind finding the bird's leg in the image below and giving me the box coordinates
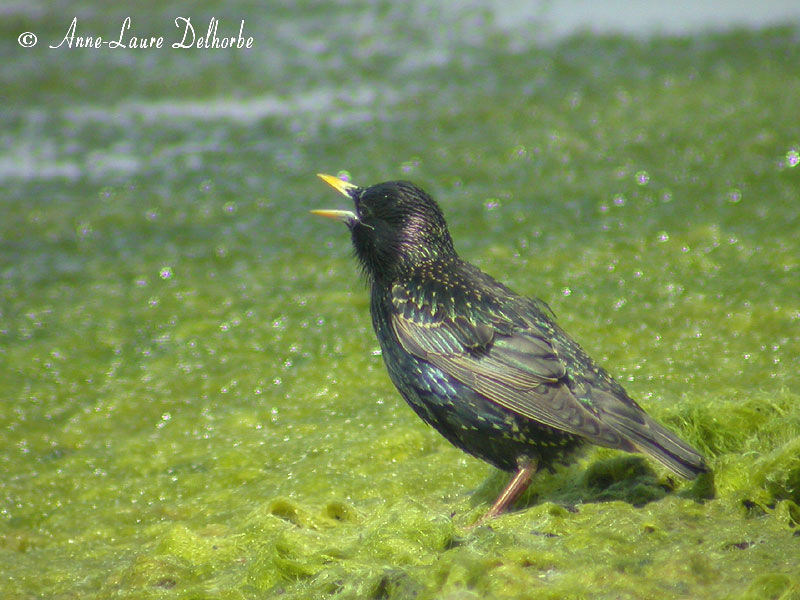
[478,457,539,524]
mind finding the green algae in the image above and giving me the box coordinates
[2,5,800,599]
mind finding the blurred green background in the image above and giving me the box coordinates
[2,2,799,599]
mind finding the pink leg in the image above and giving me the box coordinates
[474,458,538,525]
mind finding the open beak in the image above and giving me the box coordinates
[311,173,359,224]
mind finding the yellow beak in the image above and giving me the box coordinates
[309,208,357,222]
[311,173,360,223]
[316,173,359,198]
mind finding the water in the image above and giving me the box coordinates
[2,3,799,599]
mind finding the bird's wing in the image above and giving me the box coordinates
[390,281,627,446]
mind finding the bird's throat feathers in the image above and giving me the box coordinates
[351,223,453,284]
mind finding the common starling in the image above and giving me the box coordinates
[312,174,708,520]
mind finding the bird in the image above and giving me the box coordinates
[311,173,708,521]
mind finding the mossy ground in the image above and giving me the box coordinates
[1,4,799,599]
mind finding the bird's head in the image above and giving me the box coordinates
[312,174,456,282]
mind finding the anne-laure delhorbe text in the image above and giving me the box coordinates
[49,17,254,50]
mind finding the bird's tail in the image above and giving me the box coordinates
[609,411,707,479]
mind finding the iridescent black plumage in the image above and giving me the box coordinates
[313,174,707,517]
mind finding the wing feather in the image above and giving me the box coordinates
[390,283,627,447]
